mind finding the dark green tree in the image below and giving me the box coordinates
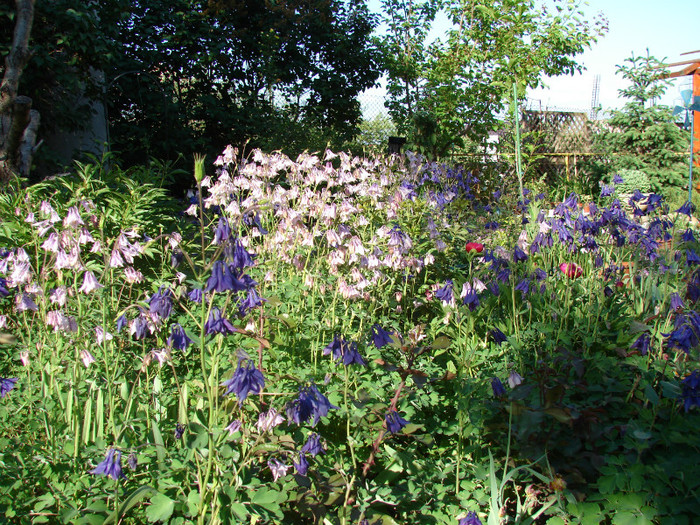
[594,53,689,197]
[106,0,382,164]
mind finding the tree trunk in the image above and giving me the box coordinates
[0,0,36,183]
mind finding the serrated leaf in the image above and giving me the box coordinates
[146,493,174,523]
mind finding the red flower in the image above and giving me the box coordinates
[559,262,583,278]
[465,242,484,253]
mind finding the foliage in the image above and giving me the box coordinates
[343,114,397,156]
[0,0,382,177]
[1,149,700,524]
[379,0,607,158]
[610,168,651,194]
[592,53,690,196]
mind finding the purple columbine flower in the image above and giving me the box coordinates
[682,229,696,243]
[323,336,366,366]
[238,287,265,317]
[149,286,173,320]
[286,384,338,427]
[459,511,483,525]
[294,452,309,476]
[221,359,265,405]
[435,280,454,305]
[681,370,700,412]
[385,410,409,434]
[229,239,256,271]
[370,324,394,349]
[188,287,203,303]
[206,260,235,293]
[130,315,150,340]
[515,278,530,297]
[205,307,238,336]
[491,377,506,398]
[630,332,651,356]
[670,293,685,312]
[686,249,700,266]
[0,378,18,397]
[167,324,193,350]
[677,201,694,217]
[301,433,326,457]
[513,246,528,263]
[127,452,138,471]
[489,328,508,345]
[612,173,624,184]
[89,448,125,480]
[174,423,186,439]
[116,314,128,332]
[214,217,231,245]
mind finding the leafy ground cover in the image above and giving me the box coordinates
[0,150,699,524]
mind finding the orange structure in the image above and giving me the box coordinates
[661,51,700,167]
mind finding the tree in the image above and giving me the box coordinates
[380,0,607,158]
[0,0,36,182]
[1,0,382,181]
[593,53,689,197]
[106,0,383,164]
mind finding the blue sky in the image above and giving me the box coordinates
[361,0,699,117]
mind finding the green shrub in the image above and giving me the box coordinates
[611,168,651,193]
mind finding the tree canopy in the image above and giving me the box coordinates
[380,0,608,157]
[1,0,382,175]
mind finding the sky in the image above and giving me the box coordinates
[360,0,699,118]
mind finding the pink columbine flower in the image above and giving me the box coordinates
[559,262,583,279]
[63,206,84,228]
[257,408,285,433]
[95,326,113,344]
[80,270,104,294]
[81,350,96,368]
[19,350,30,367]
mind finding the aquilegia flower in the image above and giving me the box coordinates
[435,280,454,305]
[148,286,173,320]
[630,332,652,356]
[491,377,506,398]
[167,324,193,350]
[90,448,125,480]
[257,407,285,433]
[385,410,409,434]
[268,458,290,481]
[681,370,700,412]
[489,328,508,345]
[0,377,18,398]
[206,260,243,293]
[221,359,265,404]
[370,324,394,349]
[205,307,238,336]
[301,433,326,457]
[294,453,309,476]
[323,335,366,366]
[459,511,483,525]
[286,384,338,426]
[79,270,104,294]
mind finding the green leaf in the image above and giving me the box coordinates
[146,493,175,523]
[151,420,166,470]
[104,485,157,525]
